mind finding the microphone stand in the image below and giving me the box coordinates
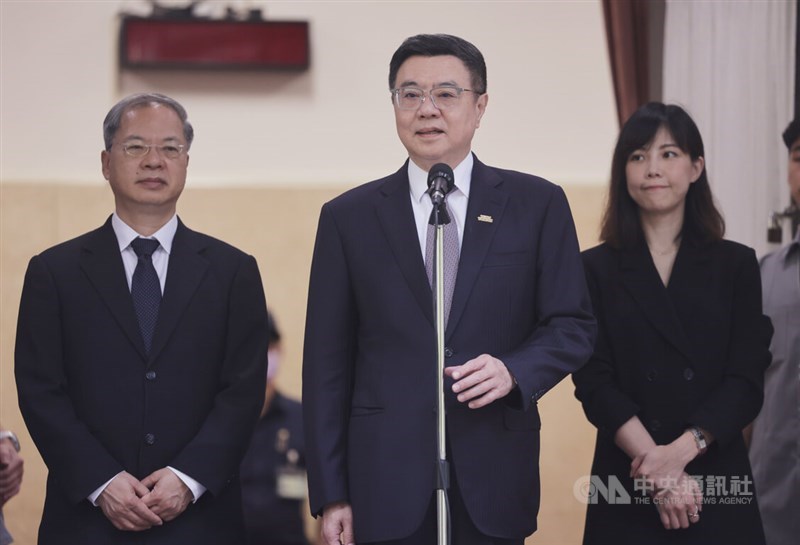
[429,199,451,545]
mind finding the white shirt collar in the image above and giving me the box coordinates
[111,213,178,254]
[408,153,474,203]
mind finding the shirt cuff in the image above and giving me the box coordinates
[88,472,122,506]
[168,466,206,503]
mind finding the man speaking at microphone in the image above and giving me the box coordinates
[303,34,596,545]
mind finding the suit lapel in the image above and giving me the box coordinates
[148,220,209,363]
[667,239,713,362]
[80,217,148,359]
[620,243,696,364]
[446,158,508,338]
[376,164,436,327]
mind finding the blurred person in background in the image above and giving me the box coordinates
[241,310,317,545]
[747,118,800,545]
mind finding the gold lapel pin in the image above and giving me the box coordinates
[477,214,493,223]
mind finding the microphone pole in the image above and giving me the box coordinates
[427,163,454,545]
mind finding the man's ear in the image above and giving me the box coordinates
[101,150,110,180]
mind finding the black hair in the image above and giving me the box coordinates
[783,118,800,150]
[388,34,486,93]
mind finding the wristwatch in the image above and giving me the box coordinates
[0,430,20,452]
[688,427,707,455]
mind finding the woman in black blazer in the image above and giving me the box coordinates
[573,102,772,544]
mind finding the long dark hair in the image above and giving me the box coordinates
[600,102,724,249]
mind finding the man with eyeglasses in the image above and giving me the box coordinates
[15,93,269,544]
[303,34,596,545]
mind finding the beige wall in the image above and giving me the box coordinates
[1,0,616,186]
[0,182,604,545]
[1,0,616,543]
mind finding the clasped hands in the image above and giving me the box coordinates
[631,441,703,530]
[96,468,192,531]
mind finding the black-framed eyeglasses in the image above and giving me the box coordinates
[117,142,186,160]
[391,86,479,110]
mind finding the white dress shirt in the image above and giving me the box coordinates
[112,213,176,293]
[408,152,473,257]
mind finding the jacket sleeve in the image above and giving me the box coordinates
[169,254,270,495]
[15,255,124,503]
[302,204,357,516]
[687,248,772,447]
[572,253,641,435]
[502,186,597,412]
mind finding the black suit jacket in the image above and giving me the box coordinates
[302,156,596,542]
[15,217,269,544]
[573,239,772,544]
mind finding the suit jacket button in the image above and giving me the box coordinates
[646,370,658,382]
[444,347,454,358]
[145,371,157,380]
[683,368,695,381]
[144,433,155,445]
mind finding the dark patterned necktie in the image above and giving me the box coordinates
[425,205,460,327]
[130,237,162,354]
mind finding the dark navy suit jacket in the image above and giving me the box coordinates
[302,156,596,542]
[15,217,269,544]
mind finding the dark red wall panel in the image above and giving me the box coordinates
[120,17,310,70]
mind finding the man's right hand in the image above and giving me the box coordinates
[96,471,163,531]
[321,501,355,545]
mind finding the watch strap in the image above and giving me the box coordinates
[0,430,20,452]
[689,426,707,454]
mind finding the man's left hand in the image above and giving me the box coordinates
[445,354,515,409]
[141,468,192,522]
